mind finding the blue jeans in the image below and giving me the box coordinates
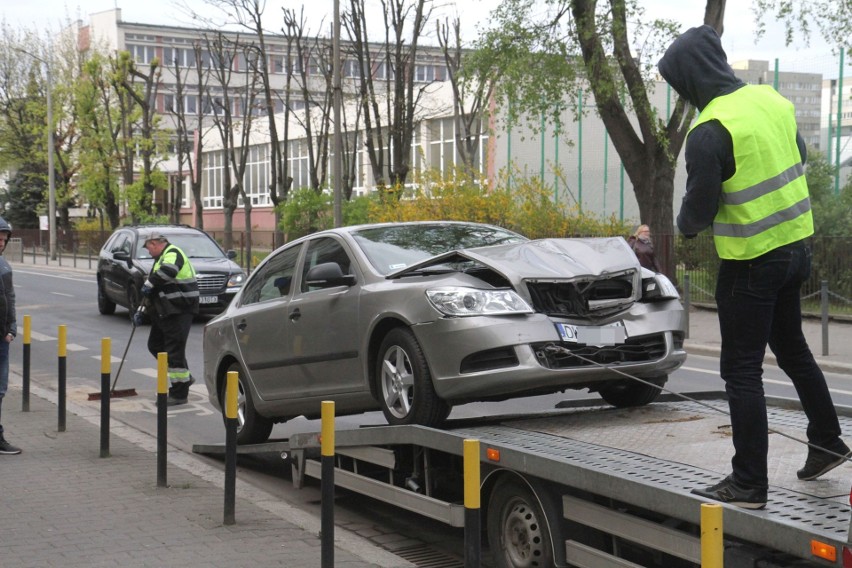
[716,241,843,488]
[0,340,8,435]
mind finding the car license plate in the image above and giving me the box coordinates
[199,295,218,304]
[556,322,626,346]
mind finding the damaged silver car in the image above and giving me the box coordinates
[203,221,686,443]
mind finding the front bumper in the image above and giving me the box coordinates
[413,300,687,402]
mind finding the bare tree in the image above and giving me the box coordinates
[344,0,434,193]
[437,16,496,176]
[111,51,166,219]
[165,41,211,228]
[206,32,261,262]
[283,10,335,193]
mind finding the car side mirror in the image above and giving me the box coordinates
[113,250,131,264]
[304,262,356,288]
[226,250,237,260]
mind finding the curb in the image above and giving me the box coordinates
[685,343,852,376]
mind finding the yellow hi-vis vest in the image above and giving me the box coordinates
[688,85,813,260]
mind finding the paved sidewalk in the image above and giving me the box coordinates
[683,305,852,376]
[0,383,412,568]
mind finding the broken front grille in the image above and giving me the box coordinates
[532,333,667,369]
[526,271,638,319]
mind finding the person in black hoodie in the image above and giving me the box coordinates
[0,217,20,455]
[659,25,849,509]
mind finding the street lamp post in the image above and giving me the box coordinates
[16,45,57,260]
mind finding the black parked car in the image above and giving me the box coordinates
[97,224,247,318]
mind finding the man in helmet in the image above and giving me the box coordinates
[138,233,200,406]
[0,217,20,454]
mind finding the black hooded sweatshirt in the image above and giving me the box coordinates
[657,25,807,237]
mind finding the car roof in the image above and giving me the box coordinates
[123,224,209,240]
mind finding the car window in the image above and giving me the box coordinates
[352,224,527,275]
[240,245,301,306]
[136,232,226,260]
[110,233,131,255]
[301,237,353,293]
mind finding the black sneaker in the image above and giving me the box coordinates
[797,445,852,480]
[166,376,195,407]
[691,476,767,509]
[0,436,22,455]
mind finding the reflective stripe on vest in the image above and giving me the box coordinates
[153,244,199,303]
[689,85,813,260]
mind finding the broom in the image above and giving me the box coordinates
[88,307,142,400]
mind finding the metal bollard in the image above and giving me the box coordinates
[57,325,67,432]
[100,338,111,458]
[22,315,31,412]
[464,439,482,567]
[157,352,168,487]
[821,280,829,357]
[321,400,335,568]
[224,371,238,525]
[700,503,723,568]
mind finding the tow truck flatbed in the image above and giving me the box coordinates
[195,393,852,566]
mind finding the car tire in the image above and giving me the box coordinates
[221,361,273,445]
[97,279,116,315]
[598,375,667,408]
[487,476,555,568]
[377,327,449,427]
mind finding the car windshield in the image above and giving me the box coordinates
[137,233,226,260]
[352,224,527,276]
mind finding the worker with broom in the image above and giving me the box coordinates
[0,217,20,455]
[138,233,200,406]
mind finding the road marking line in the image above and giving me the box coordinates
[28,331,56,341]
[65,343,88,352]
[52,292,75,297]
[91,355,125,364]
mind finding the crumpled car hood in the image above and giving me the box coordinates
[388,237,639,283]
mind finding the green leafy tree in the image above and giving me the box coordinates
[75,54,123,230]
[751,0,851,50]
[471,0,731,276]
[1,165,45,228]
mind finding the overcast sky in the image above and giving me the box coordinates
[2,0,845,76]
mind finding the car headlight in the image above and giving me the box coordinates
[641,272,680,301]
[227,272,247,288]
[426,287,534,316]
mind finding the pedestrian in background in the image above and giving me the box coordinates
[627,224,661,272]
[138,233,200,406]
[0,217,20,455]
[658,25,850,509]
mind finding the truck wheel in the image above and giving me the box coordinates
[221,361,273,444]
[599,375,667,408]
[487,477,554,568]
[377,327,449,427]
[97,279,116,315]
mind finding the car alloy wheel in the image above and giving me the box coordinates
[377,327,448,427]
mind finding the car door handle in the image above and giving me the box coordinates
[289,308,301,321]
[236,319,247,332]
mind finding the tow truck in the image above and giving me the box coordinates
[195,392,852,567]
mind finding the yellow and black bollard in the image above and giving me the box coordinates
[224,370,238,525]
[21,315,31,412]
[464,439,482,567]
[701,502,723,568]
[57,324,67,432]
[321,400,335,568]
[100,338,111,458]
[157,352,168,487]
